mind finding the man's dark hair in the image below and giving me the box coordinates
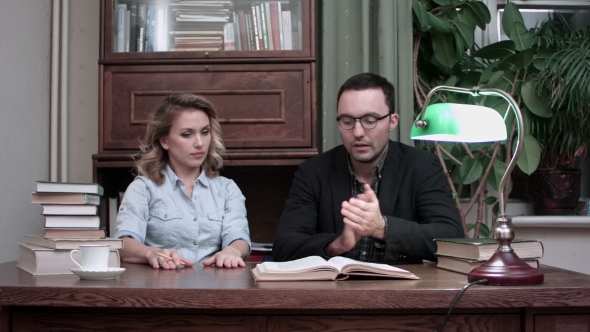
[336,73,396,114]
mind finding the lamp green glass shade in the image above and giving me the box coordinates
[410,103,508,143]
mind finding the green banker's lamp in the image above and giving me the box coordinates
[411,86,544,285]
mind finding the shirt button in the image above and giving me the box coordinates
[361,250,367,256]
[193,240,198,245]
[193,196,198,201]
[164,215,168,219]
[193,217,197,222]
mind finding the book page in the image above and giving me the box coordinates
[328,256,414,275]
[257,256,337,274]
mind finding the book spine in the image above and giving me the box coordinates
[137,3,146,52]
[258,3,269,50]
[145,4,155,52]
[156,4,166,51]
[245,13,253,51]
[223,23,236,50]
[125,10,131,52]
[129,0,137,52]
[117,4,127,52]
[237,10,248,51]
[231,12,240,51]
[281,11,292,50]
[269,2,281,50]
[250,6,260,50]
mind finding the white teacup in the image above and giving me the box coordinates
[70,245,110,271]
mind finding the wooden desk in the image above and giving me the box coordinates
[1,262,589,332]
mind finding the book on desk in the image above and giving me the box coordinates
[251,256,419,281]
[17,243,121,275]
[434,238,543,274]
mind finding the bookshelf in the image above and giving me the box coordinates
[94,0,317,242]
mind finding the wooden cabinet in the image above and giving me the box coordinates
[94,0,317,241]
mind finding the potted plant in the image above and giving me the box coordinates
[524,14,590,215]
[414,0,590,228]
[412,0,541,237]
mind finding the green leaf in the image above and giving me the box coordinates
[464,1,489,29]
[453,21,474,48]
[427,11,453,33]
[473,1,492,23]
[513,48,534,69]
[433,0,460,5]
[508,22,534,51]
[456,7,479,31]
[521,81,552,118]
[502,2,525,38]
[443,75,459,86]
[515,134,541,175]
[432,32,458,68]
[479,223,490,237]
[484,70,505,88]
[486,158,507,191]
[533,49,556,70]
[483,196,497,205]
[472,40,516,59]
[454,32,466,60]
[479,62,501,83]
[459,156,483,185]
[412,1,430,32]
[492,202,500,216]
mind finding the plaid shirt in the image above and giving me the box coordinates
[342,146,388,262]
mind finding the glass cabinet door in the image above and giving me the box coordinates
[105,0,309,58]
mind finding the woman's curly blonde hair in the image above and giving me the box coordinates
[134,92,225,184]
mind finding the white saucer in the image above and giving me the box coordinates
[70,267,126,280]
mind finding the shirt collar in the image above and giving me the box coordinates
[163,164,210,188]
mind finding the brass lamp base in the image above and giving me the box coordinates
[468,251,544,285]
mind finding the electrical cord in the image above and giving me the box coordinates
[437,279,489,332]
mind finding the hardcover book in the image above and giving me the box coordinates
[41,204,99,216]
[25,235,123,250]
[45,215,101,228]
[251,256,419,281]
[436,255,539,275]
[31,192,100,205]
[16,243,120,275]
[36,181,104,196]
[44,227,106,239]
[434,238,544,261]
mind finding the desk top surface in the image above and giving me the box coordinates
[1,261,590,310]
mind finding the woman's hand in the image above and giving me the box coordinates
[147,249,194,270]
[202,246,246,268]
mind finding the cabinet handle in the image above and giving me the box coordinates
[205,52,209,58]
[205,66,210,71]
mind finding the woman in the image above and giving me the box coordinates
[115,92,251,269]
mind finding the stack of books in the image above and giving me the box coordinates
[17,181,123,275]
[434,238,544,275]
[245,242,273,262]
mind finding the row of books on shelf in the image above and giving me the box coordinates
[114,0,302,53]
[17,181,123,275]
[434,238,544,275]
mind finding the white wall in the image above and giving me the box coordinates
[0,1,98,264]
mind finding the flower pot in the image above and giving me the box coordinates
[528,168,581,215]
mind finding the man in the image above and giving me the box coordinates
[272,73,463,263]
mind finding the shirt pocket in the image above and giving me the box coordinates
[149,208,184,247]
[205,210,224,246]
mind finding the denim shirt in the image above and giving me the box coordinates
[114,165,251,262]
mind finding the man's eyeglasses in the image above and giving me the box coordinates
[336,114,391,130]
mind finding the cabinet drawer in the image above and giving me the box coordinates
[101,63,315,154]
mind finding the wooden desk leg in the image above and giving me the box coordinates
[0,306,11,332]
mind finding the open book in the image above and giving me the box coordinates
[251,256,420,281]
